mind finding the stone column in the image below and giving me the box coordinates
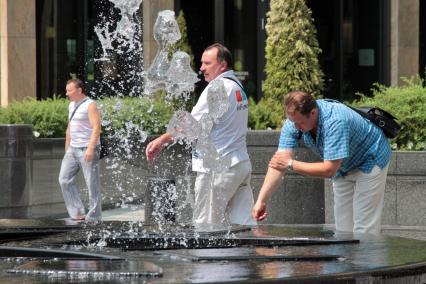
[0,0,36,107]
[390,0,420,86]
[142,0,174,69]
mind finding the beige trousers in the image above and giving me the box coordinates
[193,160,257,225]
[332,165,389,235]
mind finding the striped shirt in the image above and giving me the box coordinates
[278,99,392,177]
[69,98,99,148]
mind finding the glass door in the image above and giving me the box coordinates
[308,0,389,101]
[223,0,261,100]
[36,0,95,99]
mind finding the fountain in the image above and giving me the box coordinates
[0,2,425,283]
[0,220,426,283]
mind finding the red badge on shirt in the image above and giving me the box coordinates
[236,90,243,102]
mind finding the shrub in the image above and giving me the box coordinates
[0,96,173,138]
[248,97,283,130]
[350,76,426,150]
[0,96,68,137]
[99,96,173,138]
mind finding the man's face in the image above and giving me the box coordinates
[65,83,81,101]
[286,108,318,132]
[200,48,227,82]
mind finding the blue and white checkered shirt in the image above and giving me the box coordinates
[278,99,392,177]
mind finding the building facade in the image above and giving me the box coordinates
[0,0,424,106]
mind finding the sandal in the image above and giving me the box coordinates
[71,215,86,221]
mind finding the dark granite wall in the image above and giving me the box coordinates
[23,131,426,226]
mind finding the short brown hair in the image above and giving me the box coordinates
[284,91,317,116]
[66,78,86,94]
[204,43,233,69]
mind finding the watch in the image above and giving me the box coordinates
[287,159,294,171]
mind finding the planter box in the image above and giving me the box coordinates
[27,131,426,226]
[29,131,324,224]
[325,151,426,226]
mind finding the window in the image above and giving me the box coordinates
[36,0,95,99]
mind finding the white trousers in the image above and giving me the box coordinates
[193,160,257,225]
[58,146,102,221]
[332,165,389,235]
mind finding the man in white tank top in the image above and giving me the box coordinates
[146,43,256,226]
[58,78,102,221]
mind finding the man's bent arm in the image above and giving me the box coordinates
[87,103,101,150]
[291,159,342,178]
[86,102,101,161]
[145,133,173,162]
[270,151,342,179]
[65,125,70,151]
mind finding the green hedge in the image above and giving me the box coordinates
[100,96,173,137]
[248,76,426,151]
[0,96,173,138]
[350,76,426,150]
[1,77,425,150]
[0,96,69,137]
[248,96,284,130]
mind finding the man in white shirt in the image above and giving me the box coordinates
[146,43,256,225]
[58,78,102,221]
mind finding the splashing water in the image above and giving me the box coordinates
[206,80,230,122]
[165,51,199,101]
[167,80,232,172]
[93,0,144,98]
[110,0,143,17]
[98,0,144,57]
[93,3,234,240]
[167,111,202,143]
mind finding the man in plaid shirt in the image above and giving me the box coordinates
[252,91,391,234]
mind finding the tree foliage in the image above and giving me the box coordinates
[167,10,195,68]
[263,0,324,100]
[250,0,325,129]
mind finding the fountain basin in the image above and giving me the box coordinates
[0,220,424,283]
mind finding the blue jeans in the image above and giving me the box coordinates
[58,146,102,220]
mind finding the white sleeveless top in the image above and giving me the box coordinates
[68,98,100,148]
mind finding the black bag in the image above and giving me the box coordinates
[349,106,401,139]
[99,135,108,159]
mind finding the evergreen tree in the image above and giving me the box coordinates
[250,0,324,129]
[167,10,195,68]
[164,10,197,110]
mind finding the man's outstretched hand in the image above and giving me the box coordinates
[252,200,268,221]
[145,133,173,162]
[145,139,162,162]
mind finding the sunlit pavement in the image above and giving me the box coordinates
[101,205,145,222]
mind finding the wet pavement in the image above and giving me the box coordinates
[0,219,424,283]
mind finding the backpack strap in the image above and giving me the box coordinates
[69,98,89,121]
[222,76,245,92]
